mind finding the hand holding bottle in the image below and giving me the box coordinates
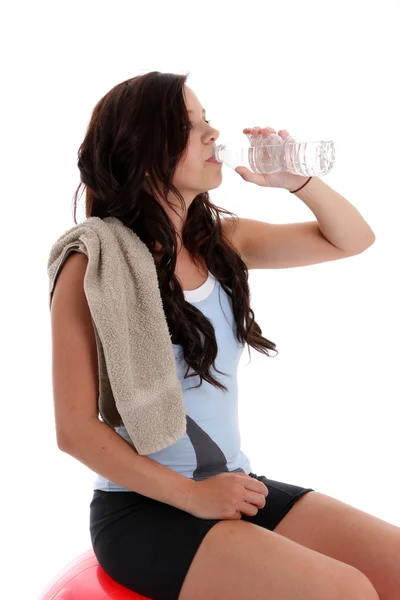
[235,126,312,191]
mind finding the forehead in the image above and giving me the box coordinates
[188,108,206,115]
[184,87,205,113]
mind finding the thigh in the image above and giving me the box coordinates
[242,472,315,531]
[89,483,378,600]
[178,518,379,600]
[89,489,223,600]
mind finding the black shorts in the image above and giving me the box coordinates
[89,472,314,600]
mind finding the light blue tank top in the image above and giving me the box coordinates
[93,270,252,491]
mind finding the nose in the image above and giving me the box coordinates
[210,129,219,141]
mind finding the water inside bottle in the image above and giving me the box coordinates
[214,135,335,177]
[247,134,335,176]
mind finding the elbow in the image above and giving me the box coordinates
[366,231,376,247]
[57,432,73,453]
[56,425,79,453]
[363,234,376,252]
[56,416,98,452]
[349,232,376,254]
[365,230,376,247]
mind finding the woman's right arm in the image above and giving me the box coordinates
[50,251,193,512]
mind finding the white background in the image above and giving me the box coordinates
[2,1,399,598]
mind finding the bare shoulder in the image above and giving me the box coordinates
[51,249,93,340]
[51,251,88,306]
[57,250,88,279]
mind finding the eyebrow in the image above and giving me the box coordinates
[188,109,206,115]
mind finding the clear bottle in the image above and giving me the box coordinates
[213,133,335,177]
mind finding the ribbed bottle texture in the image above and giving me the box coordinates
[214,133,335,177]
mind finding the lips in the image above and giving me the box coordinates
[206,148,217,161]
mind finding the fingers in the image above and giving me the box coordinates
[243,126,277,135]
[243,127,292,139]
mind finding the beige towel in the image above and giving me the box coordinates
[47,216,187,455]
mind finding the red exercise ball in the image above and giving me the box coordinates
[39,548,151,599]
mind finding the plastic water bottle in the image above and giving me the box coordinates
[213,133,335,177]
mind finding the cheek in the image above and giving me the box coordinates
[178,155,203,176]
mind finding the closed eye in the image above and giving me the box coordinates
[184,119,212,131]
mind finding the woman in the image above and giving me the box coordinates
[51,71,396,600]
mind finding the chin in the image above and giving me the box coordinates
[205,172,223,190]
[208,180,223,192]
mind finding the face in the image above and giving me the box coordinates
[143,86,222,246]
[172,86,222,202]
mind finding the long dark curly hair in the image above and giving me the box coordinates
[72,70,278,392]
